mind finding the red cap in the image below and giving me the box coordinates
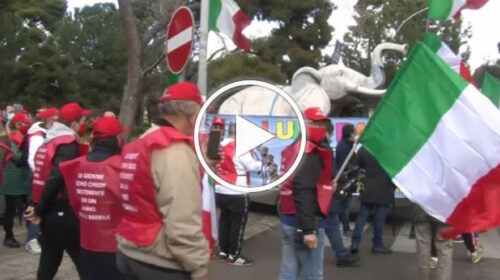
[11,110,31,124]
[59,103,91,122]
[211,117,225,127]
[303,107,328,121]
[92,116,128,139]
[158,82,203,105]
[36,107,59,120]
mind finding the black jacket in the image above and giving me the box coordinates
[335,139,354,168]
[35,142,79,216]
[357,147,395,206]
[34,123,80,217]
[293,151,323,233]
[87,146,120,162]
[334,139,358,198]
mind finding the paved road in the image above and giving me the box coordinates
[1,205,499,279]
[209,224,500,280]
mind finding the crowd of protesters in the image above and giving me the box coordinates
[0,82,485,280]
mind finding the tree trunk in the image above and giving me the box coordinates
[117,0,142,136]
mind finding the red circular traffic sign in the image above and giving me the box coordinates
[165,6,194,74]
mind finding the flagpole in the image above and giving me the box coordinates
[197,0,209,96]
[395,7,429,36]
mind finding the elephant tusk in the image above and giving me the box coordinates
[343,79,386,96]
[355,87,386,96]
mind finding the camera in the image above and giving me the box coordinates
[337,167,366,198]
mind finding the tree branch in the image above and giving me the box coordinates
[142,53,165,77]
[142,0,188,49]
[142,19,168,49]
[143,35,165,56]
[208,47,226,62]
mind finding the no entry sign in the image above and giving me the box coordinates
[165,6,194,74]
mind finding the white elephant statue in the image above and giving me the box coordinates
[218,42,408,116]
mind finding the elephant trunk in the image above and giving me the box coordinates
[369,43,409,89]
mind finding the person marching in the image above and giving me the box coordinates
[24,102,90,280]
[115,82,209,280]
[24,107,59,254]
[215,122,264,266]
[350,147,394,255]
[59,116,126,280]
[335,124,358,235]
[414,206,453,280]
[322,120,359,268]
[279,107,335,280]
[27,108,59,171]
[1,110,31,248]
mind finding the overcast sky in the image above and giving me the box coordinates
[68,0,500,71]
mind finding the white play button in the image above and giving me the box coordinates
[235,115,275,158]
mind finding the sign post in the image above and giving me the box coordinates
[197,0,209,96]
[166,6,194,75]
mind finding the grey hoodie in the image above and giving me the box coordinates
[44,122,78,144]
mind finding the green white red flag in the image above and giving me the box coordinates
[360,42,500,238]
[482,73,500,107]
[202,173,218,255]
[423,33,473,83]
[428,0,489,20]
[209,0,251,52]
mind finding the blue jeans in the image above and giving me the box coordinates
[351,203,389,248]
[324,213,348,260]
[338,195,352,231]
[279,223,325,280]
[26,221,40,242]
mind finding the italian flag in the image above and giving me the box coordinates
[360,42,500,238]
[428,0,489,20]
[202,173,218,256]
[209,0,251,52]
[482,73,500,107]
[423,33,473,84]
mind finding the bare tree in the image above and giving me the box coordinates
[117,0,188,134]
[117,0,142,133]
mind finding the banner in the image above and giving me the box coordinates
[203,115,368,186]
[331,40,343,65]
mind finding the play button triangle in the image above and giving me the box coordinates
[235,115,275,158]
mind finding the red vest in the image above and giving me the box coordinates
[216,140,238,184]
[116,126,192,247]
[60,155,122,252]
[279,141,333,216]
[215,140,252,185]
[26,130,45,162]
[8,131,24,148]
[32,135,77,203]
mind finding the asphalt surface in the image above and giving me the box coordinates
[1,204,499,279]
[208,225,500,280]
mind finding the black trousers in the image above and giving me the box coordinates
[462,233,477,252]
[80,248,124,280]
[37,201,82,280]
[116,250,190,280]
[3,194,23,239]
[216,193,249,256]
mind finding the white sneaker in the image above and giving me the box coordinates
[429,257,438,269]
[25,239,41,254]
[468,245,484,264]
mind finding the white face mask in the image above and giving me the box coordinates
[7,113,14,120]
